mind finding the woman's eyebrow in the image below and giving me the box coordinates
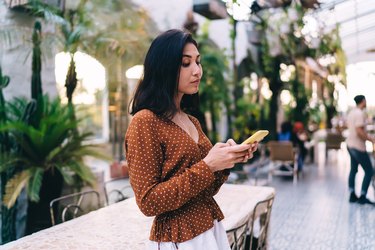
[182,54,200,58]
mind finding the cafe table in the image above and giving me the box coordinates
[3,184,275,250]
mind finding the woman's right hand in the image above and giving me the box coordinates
[203,142,251,172]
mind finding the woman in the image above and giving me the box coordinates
[125,29,257,250]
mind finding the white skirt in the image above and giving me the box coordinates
[146,220,231,250]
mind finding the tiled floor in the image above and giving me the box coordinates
[267,147,375,250]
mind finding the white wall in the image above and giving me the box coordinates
[0,2,58,100]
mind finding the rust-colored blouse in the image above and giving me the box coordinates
[125,109,229,243]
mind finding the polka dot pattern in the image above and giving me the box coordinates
[125,109,230,243]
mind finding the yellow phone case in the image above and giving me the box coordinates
[241,130,269,144]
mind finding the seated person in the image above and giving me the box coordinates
[278,121,293,141]
[277,121,309,173]
[292,121,309,172]
[277,121,293,172]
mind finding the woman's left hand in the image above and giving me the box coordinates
[226,139,258,162]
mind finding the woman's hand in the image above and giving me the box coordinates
[203,139,258,172]
[226,139,258,162]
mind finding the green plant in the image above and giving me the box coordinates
[31,21,43,100]
[0,66,17,244]
[23,0,156,161]
[0,96,107,209]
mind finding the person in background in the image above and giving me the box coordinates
[346,95,375,205]
[278,121,308,173]
[125,29,258,250]
[292,121,309,173]
[278,121,293,142]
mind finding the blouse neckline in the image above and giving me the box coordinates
[168,115,201,145]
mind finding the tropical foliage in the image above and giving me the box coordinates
[9,0,157,161]
[0,96,105,209]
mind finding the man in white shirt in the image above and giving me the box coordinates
[346,95,375,205]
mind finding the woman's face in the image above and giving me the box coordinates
[178,43,202,96]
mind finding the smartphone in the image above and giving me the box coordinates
[241,130,269,145]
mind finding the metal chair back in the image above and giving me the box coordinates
[104,178,133,205]
[248,195,275,250]
[49,190,101,226]
[227,220,249,250]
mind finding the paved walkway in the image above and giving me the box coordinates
[267,146,375,249]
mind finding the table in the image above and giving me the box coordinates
[3,184,275,250]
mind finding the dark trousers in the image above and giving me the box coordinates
[347,147,374,196]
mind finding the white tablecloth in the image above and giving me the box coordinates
[3,184,275,250]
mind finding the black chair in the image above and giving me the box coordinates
[49,190,101,226]
[227,220,249,250]
[104,178,133,205]
[247,195,275,250]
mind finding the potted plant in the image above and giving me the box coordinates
[0,95,107,234]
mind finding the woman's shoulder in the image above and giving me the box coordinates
[131,109,167,128]
[133,109,159,121]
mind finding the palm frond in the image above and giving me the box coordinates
[10,130,41,163]
[57,165,74,185]
[3,171,31,208]
[0,153,22,173]
[6,97,28,121]
[66,27,84,50]
[70,144,110,161]
[25,0,66,25]
[26,167,44,202]
[67,161,96,186]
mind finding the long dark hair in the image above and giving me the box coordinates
[129,29,199,119]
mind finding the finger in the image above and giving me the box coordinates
[215,142,230,148]
[250,143,258,152]
[226,144,251,153]
[242,154,250,162]
[233,155,248,163]
[230,151,249,158]
[247,152,254,159]
[226,138,237,146]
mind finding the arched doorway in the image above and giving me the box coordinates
[55,51,109,143]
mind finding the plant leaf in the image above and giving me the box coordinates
[27,168,44,202]
[68,161,96,186]
[57,165,74,185]
[0,153,21,173]
[3,171,30,208]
